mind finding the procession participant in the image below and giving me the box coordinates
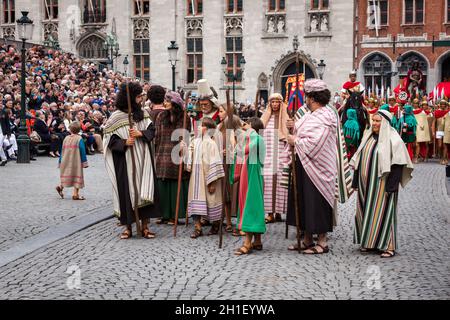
[147,84,166,122]
[398,104,417,160]
[231,117,266,256]
[443,101,450,165]
[56,121,88,200]
[341,70,365,96]
[187,117,225,238]
[413,99,431,163]
[434,99,449,164]
[351,110,413,258]
[216,103,242,232]
[285,79,340,255]
[366,98,379,124]
[343,108,361,160]
[103,82,160,239]
[196,79,221,125]
[422,100,436,161]
[154,91,190,225]
[260,93,290,224]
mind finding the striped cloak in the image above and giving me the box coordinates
[187,136,225,222]
[59,134,88,189]
[262,116,290,215]
[230,129,267,234]
[103,109,155,217]
[353,136,398,251]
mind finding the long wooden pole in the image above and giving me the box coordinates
[184,91,192,228]
[219,89,233,249]
[174,92,190,237]
[291,52,302,253]
[126,82,142,238]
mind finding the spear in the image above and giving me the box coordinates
[219,89,233,249]
[126,82,142,238]
[174,91,191,237]
[288,48,302,253]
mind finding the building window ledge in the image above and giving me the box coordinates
[261,34,289,39]
[220,86,245,90]
[223,13,244,18]
[400,23,425,27]
[304,33,332,38]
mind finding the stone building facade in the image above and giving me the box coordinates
[3,0,354,102]
[354,0,450,95]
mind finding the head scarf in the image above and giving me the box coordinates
[304,79,328,93]
[260,93,289,140]
[165,91,185,110]
[351,109,413,188]
[343,109,360,146]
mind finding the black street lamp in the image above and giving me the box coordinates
[168,40,179,91]
[16,11,34,164]
[103,33,120,72]
[317,59,326,80]
[123,55,129,77]
[221,55,246,105]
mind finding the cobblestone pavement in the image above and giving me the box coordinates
[0,161,449,300]
[0,154,111,252]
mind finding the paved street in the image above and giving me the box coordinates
[0,155,449,300]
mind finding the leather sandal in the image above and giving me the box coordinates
[380,250,395,258]
[234,245,252,256]
[142,229,156,239]
[56,186,64,199]
[265,214,275,224]
[120,229,132,239]
[303,244,329,255]
[252,242,263,251]
[190,228,203,239]
[288,241,315,251]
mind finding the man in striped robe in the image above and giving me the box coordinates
[286,79,351,254]
[350,109,413,258]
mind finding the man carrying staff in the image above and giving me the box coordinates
[103,82,160,239]
[286,79,347,254]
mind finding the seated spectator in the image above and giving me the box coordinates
[34,111,63,158]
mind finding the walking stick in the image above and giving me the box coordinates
[219,89,232,249]
[126,82,142,238]
[184,91,192,228]
[290,50,302,253]
[174,91,190,237]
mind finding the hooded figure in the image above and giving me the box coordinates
[351,109,413,257]
[259,93,290,223]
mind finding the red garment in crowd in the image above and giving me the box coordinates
[342,81,361,91]
[434,109,449,119]
[413,108,423,115]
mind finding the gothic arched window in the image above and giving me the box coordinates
[363,53,392,92]
[79,35,107,59]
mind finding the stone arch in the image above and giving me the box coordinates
[360,52,393,91]
[397,50,429,76]
[436,51,450,82]
[271,51,318,96]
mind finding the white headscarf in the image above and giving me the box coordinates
[351,109,413,188]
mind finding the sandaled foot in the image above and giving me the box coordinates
[225,225,233,233]
[167,219,179,225]
[120,229,132,239]
[380,250,395,258]
[72,195,86,200]
[265,215,275,224]
[56,186,64,199]
[288,241,315,251]
[252,242,263,251]
[190,229,203,239]
[200,219,211,227]
[142,229,156,239]
[234,245,252,256]
[207,223,220,236]
[303,244,329,255]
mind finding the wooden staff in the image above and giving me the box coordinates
[289,51,302,253]
[184,91,192,228]
[219,89,233,249]
[174,91,190,237]
[126,82,142,237]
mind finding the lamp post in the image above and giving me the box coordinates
[103,33,120,72]
[16,11,34,164]
[221,55,246,105]
[168,40,179,91]
[123,55,129,77]
[317,59,326,80]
